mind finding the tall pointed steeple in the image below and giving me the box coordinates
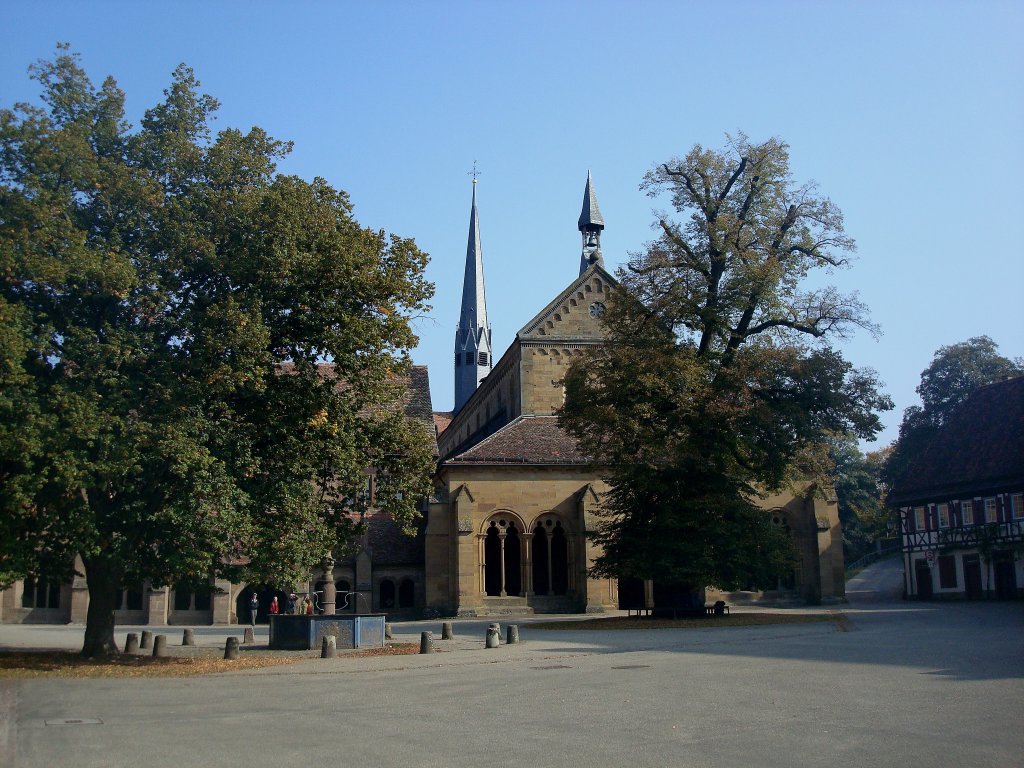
[454,178,493,414]
[578,170,605,275]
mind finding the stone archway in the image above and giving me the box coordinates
[532,516,570,596]
[482,515,523,597]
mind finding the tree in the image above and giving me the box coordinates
[560,134,891,595]
[886,336,1022,485]
[829,438,893,563]
[0,47,435,656]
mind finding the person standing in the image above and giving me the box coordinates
[269,596,279,615]
[249,592,259,627]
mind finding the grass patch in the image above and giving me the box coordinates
[526,613,836,631]
[0,642,421,678]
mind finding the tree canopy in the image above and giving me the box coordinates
[560,134,891,597]
[0,47,435,655]
[886,336,1022,486]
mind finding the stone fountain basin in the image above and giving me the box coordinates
[268,614,386,650]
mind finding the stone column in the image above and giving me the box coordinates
[498,530,508,597]
[69,558,90,623]
[146,584,169,625]
[522,532,534,596]
[321,556,336,615]
[211,578,234,625]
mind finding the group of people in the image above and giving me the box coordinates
[249,592,315,625]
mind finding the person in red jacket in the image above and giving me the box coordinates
[269,596,279,615]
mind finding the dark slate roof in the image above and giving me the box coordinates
[446,416,590,465]
[403,365,434,424]
[578,171,605,231]
[888,376,1024,504]
[338,512,425,566]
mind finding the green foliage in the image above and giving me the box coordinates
[887,336,1022,485]
[828,437,893,563]
[561,134,891,593]
[0,47,434,653]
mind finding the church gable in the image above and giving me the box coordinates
[517,265,617,342]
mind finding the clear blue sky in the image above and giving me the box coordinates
[3,1,1022,449]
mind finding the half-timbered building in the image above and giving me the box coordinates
[890,376,1024,600]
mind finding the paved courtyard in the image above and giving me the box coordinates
[1,560,1021,768]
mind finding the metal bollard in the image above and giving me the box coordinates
[223,636,240,660]
[243,626,255,644]
[506,624,519,644]
[152,634,168,657]
[321,635,337,658]
[140,630,153,649]
[384,622,394,640]
[182,628,195,646]
[420,631,434,654]
[485,625,500,648]
[124,633,139,654]
[441,621,454,640]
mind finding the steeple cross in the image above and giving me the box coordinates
[468,161,482,184]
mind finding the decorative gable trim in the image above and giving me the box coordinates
[517,264,618,339]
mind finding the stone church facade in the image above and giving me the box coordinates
[0,174,844,626]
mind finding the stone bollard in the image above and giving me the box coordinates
[124,633,139,654]
[243,626,255,645]
[441,621,454,640]
[420,631,434,654]
[506,624,520,645]
[152,635,168,658]
[321,635,337,658]
[224,636,240,660]
[182,628,195,646]
[140,630,153,650]
[384,622,394,640]
[485,625,500,649]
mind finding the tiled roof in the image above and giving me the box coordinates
[276,362,436,452]
[433,411,453,436]
[889,376,1024,503]
[445,416,590,465]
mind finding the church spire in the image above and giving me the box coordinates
[578,170,605,275]
[454,177,492,414]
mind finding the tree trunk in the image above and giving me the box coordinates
[80,554,121,657]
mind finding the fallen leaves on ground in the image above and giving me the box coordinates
[0,643,420,678]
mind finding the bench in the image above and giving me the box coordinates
[705,601,730,616]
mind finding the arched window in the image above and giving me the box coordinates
[532,517,569,596]
[483,516,522,597]
[21,577,61,609]
[379,579,396,609]
[398,578,415,608]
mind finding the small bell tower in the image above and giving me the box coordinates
[578,170,605,275]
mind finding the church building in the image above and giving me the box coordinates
[423,173,845,615]
[0,173,845,626]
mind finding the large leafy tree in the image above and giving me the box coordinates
[829,437,893,563]
[561,134,891,596]
[886,336,1022,485]
[0,47,435,656]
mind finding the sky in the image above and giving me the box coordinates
[2,1,1022,449]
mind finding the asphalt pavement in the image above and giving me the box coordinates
[1,559,1021,768]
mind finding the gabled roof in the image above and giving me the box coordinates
[445,415,590,466]
[517,262,617,340]
[888,376,1024,504]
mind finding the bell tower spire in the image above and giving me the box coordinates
[454,171,492,414]
[578,170,605,275]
